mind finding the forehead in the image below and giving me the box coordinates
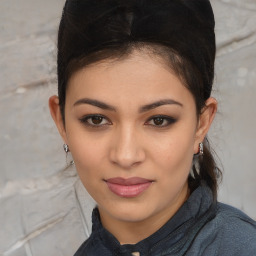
[66,51,195,110]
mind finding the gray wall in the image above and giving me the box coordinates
[0,0,255,255]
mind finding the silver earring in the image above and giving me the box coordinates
[191,143,203,178]
[63,144,74,166]
[198,142,204,156]
[194,142,204,156]
[63,144,69,153]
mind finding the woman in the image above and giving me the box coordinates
[49,0,256,255]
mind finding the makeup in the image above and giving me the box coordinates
[105,177,153,198]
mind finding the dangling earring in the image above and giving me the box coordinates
[63,144,74,166]
[194,142,204,156]
[190,142,203,178]
[198,142,204,156]
[63,144,69,153]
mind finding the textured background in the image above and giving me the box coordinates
[0,0,255,255]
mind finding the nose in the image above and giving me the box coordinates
[109,125,146,169]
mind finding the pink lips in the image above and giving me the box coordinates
[105,177,153,198]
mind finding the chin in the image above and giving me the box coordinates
[107,203,155,223]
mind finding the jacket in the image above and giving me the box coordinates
[74,184,256,256]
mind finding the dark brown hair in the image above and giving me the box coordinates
[57,0,221,199]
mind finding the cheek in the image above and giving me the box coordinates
[72,139,105,169]
[148,131,195,195]
[65,127,107,178]
[157,136,194,191]
[150,130,195,168]
[70,137,107,198]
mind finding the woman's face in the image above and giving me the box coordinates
[50,51,216,232]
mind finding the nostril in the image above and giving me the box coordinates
[109,147,146,169]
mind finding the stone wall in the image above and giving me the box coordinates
[0,0,255,255]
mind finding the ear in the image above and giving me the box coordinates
[194,97,217,154]
[49,95,67,143]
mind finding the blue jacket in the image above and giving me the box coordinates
[74,185,256,255]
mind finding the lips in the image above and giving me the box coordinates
[105,177,153,198]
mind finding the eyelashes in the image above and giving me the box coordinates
[79,114,112,128]
[79,114,177,128]
[145,115,177,127]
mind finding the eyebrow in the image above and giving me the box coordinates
[73,98,183,112]
[73,98,116,111]
[139,99,183,113]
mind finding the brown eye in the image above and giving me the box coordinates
[91,116,104,125]
[153,117,164,126]
[79,115,111,127]
[145,115,177,127]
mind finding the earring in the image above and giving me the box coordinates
[198,142,204,156]
[63,144,69,153]
[63,144,74,166]
[191,143,203,178]
[194,142,204,156]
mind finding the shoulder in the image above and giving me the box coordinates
[217,203,256,255]
[215,202,256,234]
[196,202,256,256]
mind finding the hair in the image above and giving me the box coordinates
[57,0,221,199]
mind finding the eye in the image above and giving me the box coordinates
[145,115,177,127]
[79,114,111,127]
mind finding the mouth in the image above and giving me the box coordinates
[104,177,153,198]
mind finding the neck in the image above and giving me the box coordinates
[98,185,190,245]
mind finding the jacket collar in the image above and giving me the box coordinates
[90,184,216,255]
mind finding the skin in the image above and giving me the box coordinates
[49,50,217,245]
